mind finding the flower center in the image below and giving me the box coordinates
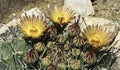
[29,27,38,34]
[58,17,64,23]
[90,35,101,47]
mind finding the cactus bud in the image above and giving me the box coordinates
[82,51,96,65]
[41,56,52,67]
[71,48,81,56]
[68,23,80,36]
[24,49,39,64]
[73,36,84,47]
[47,41,55,49]
[47,65,56,70]
[57,62,67,70]
[57,34,67,44]
[47,26,57,38]
[34,42,45,52]
[63,43,71,51]
[69,59,81,70]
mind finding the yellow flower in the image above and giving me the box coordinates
[83,25,113,48]
[49,6,74,24]
[20,15,46,38]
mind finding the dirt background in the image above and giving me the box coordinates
[93,0,120,23]
[0,0,120,24]
[0,0,64,24]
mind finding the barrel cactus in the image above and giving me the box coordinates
[0,6,119,70]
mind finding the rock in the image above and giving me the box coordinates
[6,19,20,27]
[0,24,9,35]
[64,0,94,16]
[113,32,120,49]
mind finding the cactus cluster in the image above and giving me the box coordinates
[0,6,119,70]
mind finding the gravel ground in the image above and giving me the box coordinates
[0,0,63,25]
[0,0,119,23]
[92,0,120,23]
